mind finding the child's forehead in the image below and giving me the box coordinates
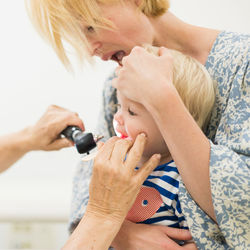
[117,91,136,105]
[117,91,146,110]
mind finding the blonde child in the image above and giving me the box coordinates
[112,46,215,246]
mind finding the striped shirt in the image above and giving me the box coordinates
[126,160,188,229]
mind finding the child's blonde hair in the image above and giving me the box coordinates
[26,0,170,68]
[145,46,215,131]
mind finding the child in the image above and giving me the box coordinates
[113,46,215,231]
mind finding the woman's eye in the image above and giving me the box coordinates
[128,108,136,116]
[86,26,95,33]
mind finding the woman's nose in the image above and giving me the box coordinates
[89,41,102,56]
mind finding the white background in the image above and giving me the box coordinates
[0,0,249,245]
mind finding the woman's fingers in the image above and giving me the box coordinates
[158,47,174,65]
[125,133,147,170]
[115,65,122,76]
[95,136,119,161]
[158,46,167,56]
[111,138,133,165]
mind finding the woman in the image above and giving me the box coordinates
[27,0,250,249]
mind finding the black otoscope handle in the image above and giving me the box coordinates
[61,126,96,154]
[61,126,82,141]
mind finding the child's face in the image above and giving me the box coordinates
[114,91,169,159]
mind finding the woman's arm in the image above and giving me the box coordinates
[0,105,84,173]
[147,86,215,220]
[0,127,34,173]
[63,212,123,250]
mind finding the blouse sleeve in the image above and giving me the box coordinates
[209,142,250,249]
[179,40,250,249]
[178,140,250,249]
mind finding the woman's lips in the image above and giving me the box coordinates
[103,50,126,65]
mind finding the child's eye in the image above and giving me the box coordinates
[128,108,136,116]
[114,103,121,109]
[113,103,121,111]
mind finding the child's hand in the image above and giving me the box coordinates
[112,220,194,250]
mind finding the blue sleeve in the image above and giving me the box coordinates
[179,32,250,249]
[208,55,250,248]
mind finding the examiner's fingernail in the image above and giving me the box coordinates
[140,133,146,137]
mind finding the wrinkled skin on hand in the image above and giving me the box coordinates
[87,134,161,223]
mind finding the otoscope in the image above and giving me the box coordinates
[61,126,103,155]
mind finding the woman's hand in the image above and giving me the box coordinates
[63,134,160,249]
[112,220,197,250]
[86,133,161,223]
[26,105,84,151]
[112,46,175,109]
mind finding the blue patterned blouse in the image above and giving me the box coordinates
[69,31,250,249]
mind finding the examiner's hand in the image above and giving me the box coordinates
[26,105,84,151]
[86,134,161,222]
[63,134,161,249]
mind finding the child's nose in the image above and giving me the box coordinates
[114,111,124,125]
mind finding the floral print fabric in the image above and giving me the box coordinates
[69,31,250,249]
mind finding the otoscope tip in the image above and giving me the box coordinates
[94,135,104,143]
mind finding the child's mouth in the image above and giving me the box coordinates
[120,134,128,139]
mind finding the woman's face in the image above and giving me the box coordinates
[114,91,168,158]
[83,1,155,64]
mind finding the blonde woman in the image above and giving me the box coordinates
[27,0,250,249]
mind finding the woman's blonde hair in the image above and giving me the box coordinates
[26,0,170,68]
[145,46,215,131]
